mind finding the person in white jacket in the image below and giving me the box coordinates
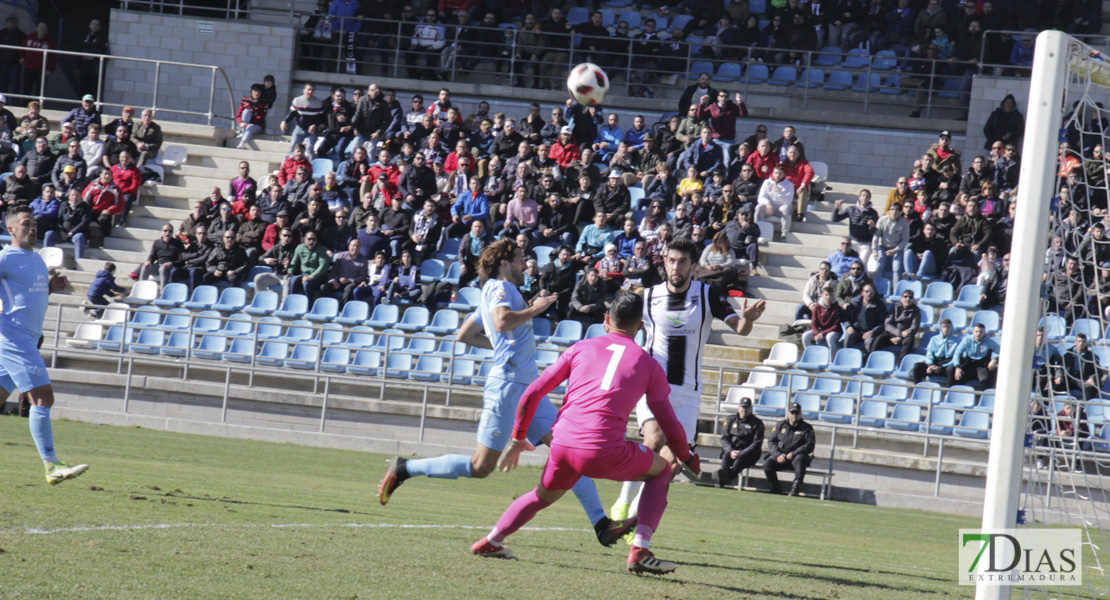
[756,166,795,235]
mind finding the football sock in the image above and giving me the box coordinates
[403,454,472,479]
[28,405,56,463]
[617,480,641,505]
[636,469,670,545]
[489,488,552,543]
[632,526,655,550]
[571,477,606,526]
[628,484,644,521]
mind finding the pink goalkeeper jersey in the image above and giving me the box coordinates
[513,332,690,461]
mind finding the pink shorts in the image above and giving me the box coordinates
[541,441,656,491]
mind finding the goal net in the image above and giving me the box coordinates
[980,30,1110,599]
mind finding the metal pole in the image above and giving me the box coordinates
[221,365,231,423]
[152,62,161,118]
[319,376,329,432]
[934,437,944,497]
[976,30,1066,600]
[419,386,428,442]
[207,68,216,126]
[123,356,133,412]
[38,48,46,106]
[393,21,402,78]
[97,56,105,106]
[52,306,61,368]
[863,56,872,113]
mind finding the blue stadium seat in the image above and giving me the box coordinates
[871,277,890,297]
[152,283,189,308]
[127,328,165,355]
[918,306,935,331]
[274,294,310,319]
[806,375,841,396]
[98,325,132,352]
[159,308,193,332]
[242,265,274,291]
[385,354,413,379]
[567,6,589,24]
[794,392,822,420]
[211,287,247,312]
[952,284,982,309]
[936,77,970,99]
[831,376,876,402]
[192,310,222,334]
[256,316,285,340]
[466,346,494,360]
[714,62,742,82]
[584,323,606,339]
[878,74,903,94]
[954,411,990,439]
[441,263,463,287]
[403,333,437,355]
[796,67,825,88]
[599,9,615,26]
[537,349,560,368]
[128,308,161,329]
[310,158,333,180]
[348,350,382,376]
[768,66,796,86]
[749,0,766,13]
[411,355,444,382]
[341,326,375,349]
[887,404,922,432]
[794,345,830,371]
[320,347,351,373]
[223,338,256,363]
[161,332,193,357]
[742,64,768,84]
[754,389,788,418]
[548,320,584,345]
[432,339,467,357]
[891,354,925,379]
[277,320,314,343]
[373,329,406,352]
[771,370,809,393]
[859,400,888,428]
[888,280,923,302]
[367,304,400,329]
[286,343,321,370]
[976,390,995,411]
[244,290,279,316]
[426,309,460,335]
[935,306,967,332]
[842,47,870,68]
[927,407,957,435]
[851,72,881,92]
[628,187,646,209]
[967,310,1001,336]
[872,49,898,70]
[820,397,855,424]
[396,306,430,331]
[335,300,370,326]
[532,317,552,342]
[919,281,953,307]
[940,385,976,409]
[813,47,842,67]
[319,322,344,346]
[670,14,693,30]
[909,382,942,405]
[193,334,227,360]
[1040,315,1067,341]
[436,238,461,261]
[420,259,445,283]
[617,10,641,29]
[448,287,480,311]
[875,382,909,402]
[860,350,895,378]
[305,297,340,322]
[828,348,862,373]
[442,358,476,385]
[217,313,254,338]
[256,341,289,366]
[183,285,218,310]
[1066,318,1101,343]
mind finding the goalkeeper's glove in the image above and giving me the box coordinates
[683,452,701,476]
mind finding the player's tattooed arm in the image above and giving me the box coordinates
[457,315,493,350]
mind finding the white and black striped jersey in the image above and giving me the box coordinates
[641,281,737,392]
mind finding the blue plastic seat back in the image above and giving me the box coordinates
[308,297,340,319]
[939,306,968,330]
[921,281,953,305]
[219,313,254,336]
[428,309,460,332]
[796,344,829,369]
[247,290,279,313]
[368,303,400,326]
[889,404,922,431]
[213,287,247,310]
[550,320,584,343]
[276,294,309,316]
[420,259,445,282]
[796,67,825,87]
[337,300,370,323]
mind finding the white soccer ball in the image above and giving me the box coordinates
[567,63,610,107]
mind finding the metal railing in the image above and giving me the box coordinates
[114,0,251,20]
[292,15,973,118]
[0,44,237,127]
[980,29,1110,74]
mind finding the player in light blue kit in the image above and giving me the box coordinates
[1,206,88,484]
[378,239,632,547]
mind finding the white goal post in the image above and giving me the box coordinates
[976,30,1067,600]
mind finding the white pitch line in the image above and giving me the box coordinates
[1,522,590,536]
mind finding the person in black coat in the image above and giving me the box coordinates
[677,72,719,115]
[539,245,581,319]
[762,403,816,496]
[715,398,765,487]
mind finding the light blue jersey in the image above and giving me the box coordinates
[472,278,539,384]
[0,246,50,341]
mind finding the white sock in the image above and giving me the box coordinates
[628,484,644,520]
[632,536,649,549]
[617,481,641,505]
[486,528,503,546]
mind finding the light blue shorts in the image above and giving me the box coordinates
[476,376,557,452]
[0,335,50,393]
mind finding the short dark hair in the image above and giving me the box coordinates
[609,291,644,329]
[250,83,264,93]
[667,237,700,262]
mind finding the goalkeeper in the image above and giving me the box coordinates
[468,292,700,575]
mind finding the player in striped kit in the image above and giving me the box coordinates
[470,292,700,574]
[612,238,765,524]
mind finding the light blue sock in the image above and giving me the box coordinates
[28,405,56,462]
[405,454,472,479]
[572,477,606,526]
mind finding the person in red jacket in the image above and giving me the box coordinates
[82,169,123,237]
[20,22,55,97]
[235,83,268,150]
[367,148,401,186]
[781,145,814,222]
[277,143,312,186]
[696,90,747,148]
[110,150,141,227]
[549,127,580,168]
[746,138,779,180]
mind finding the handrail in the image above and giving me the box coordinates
[0,43,237,127]
[113,0,248,21]
[979,29,1110,72]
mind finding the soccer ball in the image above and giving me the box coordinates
[567,63,610,107]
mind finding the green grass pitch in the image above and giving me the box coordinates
[0,416,974,599]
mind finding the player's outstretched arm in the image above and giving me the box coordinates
[497,438,536,473]
[732,298,766,336]
[457,315,493,349]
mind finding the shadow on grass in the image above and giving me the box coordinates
[668,545,951,584]
[109,486,374,516]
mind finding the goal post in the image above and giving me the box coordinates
[976,30,1068,600]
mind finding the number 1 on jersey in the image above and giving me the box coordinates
[600,344,626,391]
